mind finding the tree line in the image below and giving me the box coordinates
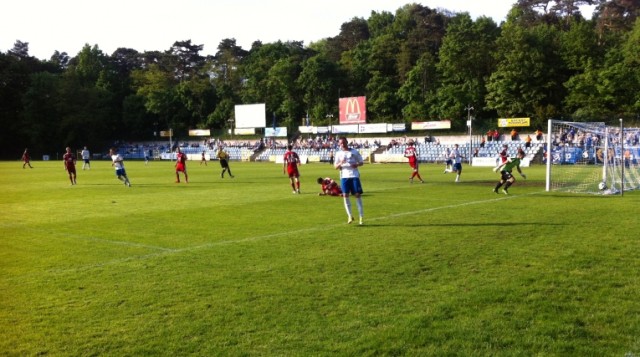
[1,0,639,158]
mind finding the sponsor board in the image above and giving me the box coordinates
[189,129,210,136]
[265,127,288,137]
[411,120,451,130]
[498,118,530,127]
[358,123,387,134]
[339,96,367,124]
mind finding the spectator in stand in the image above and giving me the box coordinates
[525,135,532,148]
[283,144,301,194]
[63,147,77,185]
[517,146,525,157]
[510,128,519,141]
[535,129,544,141]
[317,177,342,196]
[624,149,631,168]
[480,137,486,148]
[404,141,424,183]
[493,129,500,142]
[22,148,33,169]
[487,129,494,142]
[175,147,189,183]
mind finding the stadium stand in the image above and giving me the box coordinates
[112,133,544,165]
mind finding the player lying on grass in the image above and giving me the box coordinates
[317,177,342,196]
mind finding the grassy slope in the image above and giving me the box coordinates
[1,160,639,356]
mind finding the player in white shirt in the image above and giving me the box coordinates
[334,137,364,225]
[109,147,131,187]
[443,147,452,173]
[444,144,464,182]
[81,146,91,170]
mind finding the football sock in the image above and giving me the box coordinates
[356,197,363,217]
[343,198,352,217]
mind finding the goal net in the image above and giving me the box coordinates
[546,119,640,194]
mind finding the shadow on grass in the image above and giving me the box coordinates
[358,222,565,228]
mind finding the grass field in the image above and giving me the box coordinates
[1,158,639,356]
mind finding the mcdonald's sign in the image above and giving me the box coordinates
[339,96,367,124]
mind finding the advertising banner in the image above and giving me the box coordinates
[551,147,583,164]
[298,126,316,134]
[188,129,210,136]
[265,127,288,137]
[234,128,256,135]
[339,96,367,124]
[498,118,530,127]
[331,124,359,134]
[411,120,451,130]
[358,123,387,134]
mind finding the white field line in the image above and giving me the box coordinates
[10,192,539,277]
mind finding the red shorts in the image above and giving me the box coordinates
[287,166,299,178]
[176,163,186,172]
[409,160,418,169]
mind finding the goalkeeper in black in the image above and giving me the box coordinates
[492,151,527,195]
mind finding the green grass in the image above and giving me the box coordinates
[1,159,639,356]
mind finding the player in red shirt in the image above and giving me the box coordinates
[499,144,508,164]
[200,150,207,166]
[317,177,342,196]
[404,141,424,183]
[175,147,189,183]
[63,146,77,185]
[283,144,301,194]
[22,148,33,169]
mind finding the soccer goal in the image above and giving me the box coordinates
[546,119,640,195]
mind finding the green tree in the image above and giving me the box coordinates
[0,52,30,157]
[398,51,438,121]
[621,17,640,115]
[365,34,402,121]
[435,14,500,129]
[132,63,179,132]
[486,9,566,126]
[21,72,61,154]
[206,39,247,130]
[337,41,371,99]
[298,55,342,126]
[168,40,205,81]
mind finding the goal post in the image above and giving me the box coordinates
[545,119,639,195]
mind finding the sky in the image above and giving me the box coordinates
[2,0,596,61]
